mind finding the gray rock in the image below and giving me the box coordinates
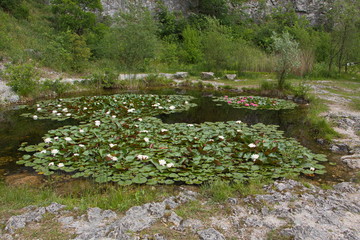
[225,74,237,80]
[118,73,149,81]
[5,207,46,233]
[178,219,203,232]
[153,233,167,240]
[166,211,182,226]
[158,73,174,79]
[45,202,66,214]
[201,72,215,80]
[174,72,188,79]
[227,198,238,205]
[0,80,20,104]
[333,182,358,193]
[341,154,360,169]
[197,228,225,240]
[330,143,350,153]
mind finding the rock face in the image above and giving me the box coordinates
[101,0,333,25]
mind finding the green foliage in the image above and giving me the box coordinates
[2,63,39,96]
[87,69,118,89]
[198,0,228,22]
[0,0,29,19]
[41,79,71,95]
[271,31,300,89]
[201,180,235,202]
[180,25,203,64]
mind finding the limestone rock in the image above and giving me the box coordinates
[201,72,215,80]
[225,74,237,80]
[341,154,360,169]
[174,72,188,79]
[197,228,225,240]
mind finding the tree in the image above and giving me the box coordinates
[180,25,203,64]
[271,31,300,89]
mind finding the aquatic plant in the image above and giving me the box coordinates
[213,96,297,110]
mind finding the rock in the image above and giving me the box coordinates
[4,173,42,187]
[333,182,358,193]
[225,74,237,80]
[201,72,215,80]
[0,80,20,104]
[45,202,66,214]
[174,72,188,79]
[158,73,174,79]
[166,211,182,226]
[227,198,238,205]
[330,143,350,153]
[118,73,149,81]
[5,207,46,233]
[197,228,225,240]
[178,219,204,232]
[341,154,360,169]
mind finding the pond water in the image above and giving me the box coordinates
[0,88,353,183]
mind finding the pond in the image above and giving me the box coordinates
[0,88,352,184]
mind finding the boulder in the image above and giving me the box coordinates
[174,72,188,79]
[197,228,225,240]
[201,72,215,80]
[341,154,360,169]
[225,74,237,80]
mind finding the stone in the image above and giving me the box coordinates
[45,202,66,214]
[178,219,204,232]
[174,72,188,79]
[341,154,360,169]
[118,73,149,81]
[333,182,358,193]
[201,72,215,80]
[227,198,238,205]
[5,207,46,233]
[330,143,350,153]
[0,80,20,104]
[166,211,182,226]
[158,73,174,79]
[225,74,237,80]
[197,228,225,240]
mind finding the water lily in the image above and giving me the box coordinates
[66,113,72,117]
[128,108,136,113]
[310,167,315,171]
[109,143,116,148]
[83,107,88,110]
[44,138,52,143]
[52,110,57,114]
[57,104,62,107]
[48,162,54,166]
[218,136,225,140]
[79,144,85,148]
[56,113,61,116]
[64,137,72,142]
[251,154,259,161]
[106,111,110,115]
[161,129,168,132]
[37,108,42,111]
[236,120,242,124]
[54,137,59,140]
[62,108,68,112]
[58,163,64,168]
[138,118,143,121]
[51,149,59,156]
[185,101,189,104]
[166,163,174,168]
[112,115,116,119]
[144,137,150,142]
[237,129,242,133]
[187,124,194,127]
[158,106,164,109]
[33,115,38,120]
[36,104,40,107]
[136,155,149,160]
[95,120,101,126]
[169,106,175,110]
[248,143,256,148]
[79,129,85,133]
[74,153,79,156]
[40,150,46,154]
[140,130,149,133]
[159,159,166,166]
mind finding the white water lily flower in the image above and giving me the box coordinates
[64,137,72,142]
[236,120,242,124]
[106,111,110,115]
[187,124,194,127]
[37,108,42,111]
[218,136,225,140]
[112,156,118,161]
[159,159,167,166]
[158,106,164,109]
[167,100,172,102]
[136,155,149,160]
[51,149,59,156]
[185,101,189,104]
[95,120,101,126]
[48,162,54,166]
[79,129,85,133]
[140,130,149,133]
[123,102,127,104]
[209,139,214,142]
[310,167,315,171]
[166,163,174,168]
[57,104,62,107]
[36,104,40,107]
[54,137,59,140]
[248,143,256,148]
[52,110,57,114]
[161,129,168,132]
[83,107,88,110]
[251,154,259,161]
[128,108,136,113]
[74,153,80,156]
[79,144,85,148]
[237,129,242,133]
[144,137,150,143]
[109,144,116,148]
[169,105,175,110]
[62,108,68,112]
[58,163,64,168]
[112,115,116,119]
[33,115,38,120]
[66,113,72,117]
[152,103,160,107]
[56,113,62,116]
[138,118,143,121]
[40,150,46,154]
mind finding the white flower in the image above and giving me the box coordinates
[79,144,85,148]
[58,163,64,168]
[138,118,143,121]
[167,100,172,102]
[112,115,116,119]
[152,103,160,107]
[185,101,189,104]
[140,130,149,133]
[310,167,315,171]
[144,137,150,142]
[136,155,149,160]
[95,120,101,126]
[112,156,118,161]
[62,108,68,112]
[52,110,57,114]
[236,120,242,124]
[127,108,136,113]
[106,111,110,115]
[36,104,40,107]
[237,129,242,133]
[54,137,59,140]
[79,129,85,133]
[74,153,79,156]
[161,129,168,132]
[48,162,54,166]
[123,102,127,104]
[51,149,59,156]
[218,136,225,140]
[66,113,72,117]
[57,104,62,107]
[37,108,42,111]
[40,150,46,154]
[248,143,256,148]
[158,106,164,109]
[56,113,62,116]
[251,154,259,161]
[209,139,214,142]
[64,137,72,142]
[83,107,88,110]
[33,115,38,120]
[159,159,167,166]
[169,106,175,110]
[187,124,194,127]
[109,144,116,148]
[166,163,174,168]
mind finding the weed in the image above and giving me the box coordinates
[200,180,235,203]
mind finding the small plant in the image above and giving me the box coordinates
[88,70,118,89]
[41,79,71,95]
[2,63,39,97]
[201,180,235,202]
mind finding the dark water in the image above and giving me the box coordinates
[0,88,354,183]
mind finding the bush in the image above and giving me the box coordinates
[87,70,118,89]
[41,79,71,95]
[2,63,39,97]
[0,0,29,19]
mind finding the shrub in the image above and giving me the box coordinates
[41,79,71,95]
[87,70,118,89]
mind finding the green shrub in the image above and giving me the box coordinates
[41,79,71,95]
[2,63,39,97]
[87,70,118,89]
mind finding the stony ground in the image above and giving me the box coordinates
[1,179,359,240]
